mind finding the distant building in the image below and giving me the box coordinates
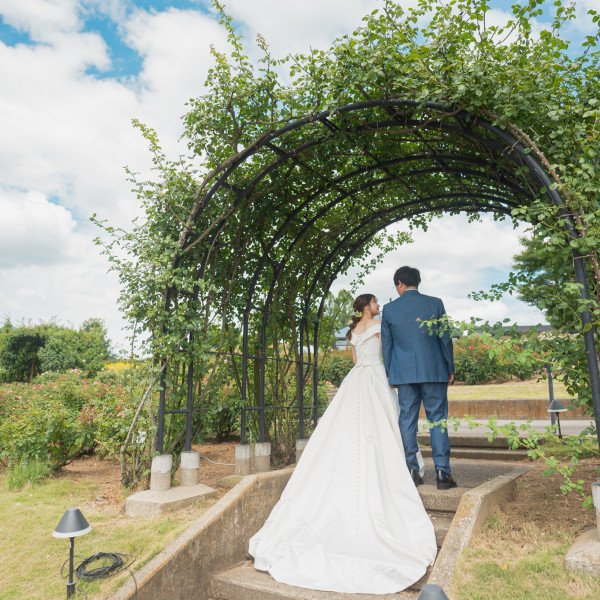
[334,326,350,350]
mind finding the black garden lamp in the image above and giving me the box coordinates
[417,584,450,599]
[548,398,567,439]
[53,507,91,598]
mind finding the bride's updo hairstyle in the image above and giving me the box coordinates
[345,294,375,341]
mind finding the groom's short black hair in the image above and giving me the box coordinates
[394,266,421,287]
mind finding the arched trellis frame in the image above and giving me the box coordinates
[154,99,600,455]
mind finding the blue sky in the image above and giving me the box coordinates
[0,0,596,351]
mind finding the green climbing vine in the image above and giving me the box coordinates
[93,0,600,487]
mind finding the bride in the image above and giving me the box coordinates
[248,293,437,594]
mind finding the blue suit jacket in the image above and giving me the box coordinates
[381,290,454,385]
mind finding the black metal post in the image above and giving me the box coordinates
[67,537,76,598]
[556,412,563,439]
[259,313,267,444]
[241,312,249,445]
[185,356,194,452]
[546,363,556,428]
[571,249,600,447]
[157,363,167,455]
[298,317,306,440]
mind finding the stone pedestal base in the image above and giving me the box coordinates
[565,528,600,576]
[180,450,200,486]
[126,483,218,518]
[150,454,172,491]
[235,444,252,476]
[254,442,271,472]
[295,438,308,463]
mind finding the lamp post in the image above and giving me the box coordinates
[546,363,556,428]
[548,398,567,439]
[53,508,91,598]
[592,479,600,540]
[417,584,449,599]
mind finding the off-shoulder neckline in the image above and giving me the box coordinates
[352,323,381,337]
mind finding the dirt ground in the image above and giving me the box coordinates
[501,457,599,533]
[54,439,238,507]
[55,444,600,532]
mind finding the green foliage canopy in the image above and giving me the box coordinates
[94,0,600,455]
[0,319,111,382]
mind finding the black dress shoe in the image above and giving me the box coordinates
[436,470,458,490]
[409,468,424,487]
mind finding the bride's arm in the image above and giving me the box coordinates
[351,343,357,364]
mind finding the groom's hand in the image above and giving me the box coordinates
[448,374,454,385]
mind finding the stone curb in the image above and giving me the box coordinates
[427,465,531,596]
[108,467,294,600]
[109,464,529,600]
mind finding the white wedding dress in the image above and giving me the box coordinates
[248,323,437,594]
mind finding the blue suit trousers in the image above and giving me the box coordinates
[397,382,450,473]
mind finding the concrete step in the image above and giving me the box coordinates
[211,507,453,600]
[421,447,529,462]
[428,510,453,547]
[211,561,419,600]
[417,432,539,449]
[418,484,467,512]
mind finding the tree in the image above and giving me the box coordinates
[0,320,111,382]
[512,235,580,330]
[93,0,600,475]
[0,325,47,383]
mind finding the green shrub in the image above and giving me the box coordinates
[453,335,543,384]
[454,336,506,384]
[7,460,51,490]
[202,382,245,442]
[0,395,95,468]
[0,371,150,475]
[319,350,354,386]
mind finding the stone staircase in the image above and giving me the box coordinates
[417,432,531,462]
[210,484,465,600]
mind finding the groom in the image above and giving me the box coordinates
[381,266,457,490]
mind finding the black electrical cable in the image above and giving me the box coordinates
[60,552,137,598]
[74,552,135,580]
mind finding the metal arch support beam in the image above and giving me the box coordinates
[483,122,600,443]
[157,97,600,453]
[299,201,506,425]
[241,147,530,318]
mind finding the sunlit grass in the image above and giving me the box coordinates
[449,378,570,401]
[453,513,600,600]
[0,473,217,599]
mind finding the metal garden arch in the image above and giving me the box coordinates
[155,99,600,462]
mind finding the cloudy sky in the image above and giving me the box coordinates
[0,0,595,352]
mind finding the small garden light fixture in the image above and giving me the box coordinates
[592,478,600,539]
[547,398,567,439]
[53,507,91,598]
[417,584,449,599]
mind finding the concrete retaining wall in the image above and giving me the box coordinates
[428,465,531,595]
[109,468,294,600]
[422,398,587,419]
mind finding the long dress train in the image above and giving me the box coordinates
[248,323,437,594]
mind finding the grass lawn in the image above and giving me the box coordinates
[454,517,600,600]
[0,474,217,600]
[448,378,571,401]
[452,458,600,600]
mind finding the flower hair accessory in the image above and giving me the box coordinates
[354,310,364,318]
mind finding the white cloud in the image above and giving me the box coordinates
[0,0,564,350]
[330,214,545,326]
[121,6,228,152]
[0,0,81,41]
[221,0,419,57]
[0,189,81,267]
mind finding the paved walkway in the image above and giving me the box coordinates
[419,456,517,488]
[418,418,596,437]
